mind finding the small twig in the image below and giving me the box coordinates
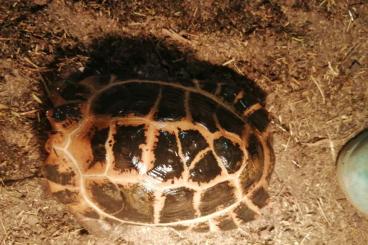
[341,42,360,62]
[327,62,339,77]
[310,75,326,104]
[11,111,20,117]
[291,160,301,168]
[271,115,290,133]
[22,57,50,72]
[222,58,235,66]
[317,198,331,226]
[40,76,51,97]
[327,133,336,161]
[18,109,39,116]
[169,227,185,239]
[281,136,291,151]
[233,62,244,76]
[162,28,192,45]
[348,10,355,22]
[32,93,43,104]
[300,232,311,245]
[23,57,40,69]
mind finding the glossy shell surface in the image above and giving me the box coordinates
[44,76,274,233]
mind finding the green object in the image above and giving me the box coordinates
[337,129,368,215]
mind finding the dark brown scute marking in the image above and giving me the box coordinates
[89,127,109,169]
[43,164,75,185]
[252,187,269,208]
[83,209,100,219]
[199,181,236,215]
[178,129,208,166]
[154,86,186,121]
[234,202,257,223]
[189,152,221,183]
[148,130,184,181]
[172,225,189,231]
[160,187,196,223]
[265,138,275,181]
[52,103,81,122]
[113,125,145,172]
[189,92,218,132]
[53,189,78,204]
[234,93,260,113]
[88,180,123,214]
[214,137,243,174]
[92,83,159,116]
[115,184,154,223]
[216,106,245,135]
[239,134,264,194]
[219,84,241,103]
[240,167,262,194]
[247,134,264,161]
[200,81,218,93]
[192,222,210,232]
[239,134,263,192]
[247,108,269,132]
[216,216,237,231]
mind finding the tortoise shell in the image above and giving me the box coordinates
[44,75,274,234]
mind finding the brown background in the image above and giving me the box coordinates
[0,0,367,244]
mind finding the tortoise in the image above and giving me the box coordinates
[44,75,274,234]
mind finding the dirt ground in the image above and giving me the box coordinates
[0,0,367,244]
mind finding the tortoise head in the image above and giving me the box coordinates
[47,102,83,131]
[46,75,118,133]
[46,81,91,133]
[44,81,93,156]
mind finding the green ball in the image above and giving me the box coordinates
[337,129,368,215]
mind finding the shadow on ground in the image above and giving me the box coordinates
[42,35,267,104]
